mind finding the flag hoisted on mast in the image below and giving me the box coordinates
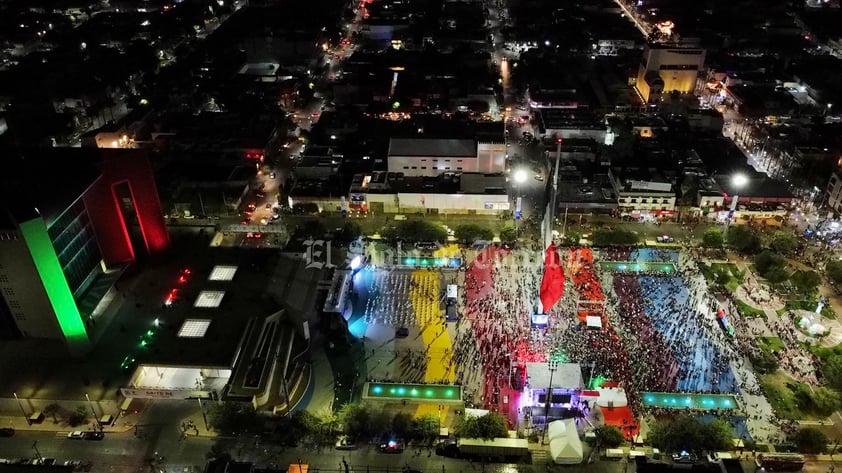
[539,244,565,313]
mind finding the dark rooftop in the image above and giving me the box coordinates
[388,138,477,157]
[0,148,103,228]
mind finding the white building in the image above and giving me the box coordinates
[610,171,677,218]
[827,170,842,213]
[635,42,706,103]
[387,138,506,177]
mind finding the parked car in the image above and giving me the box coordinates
[335,436,358,450]
[0,428,14,437]
[84,431,104,440]
[67,431,85,439]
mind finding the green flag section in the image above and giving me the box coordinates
[363,382,462,402]
[20,218,90,355]
[642,392,737,410]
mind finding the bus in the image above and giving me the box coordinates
[755,453,806,471]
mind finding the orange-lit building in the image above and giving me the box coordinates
[635,42,706,103]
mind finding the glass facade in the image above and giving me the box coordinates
[47,199,102,297]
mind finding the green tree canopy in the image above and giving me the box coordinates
[381,220,448,243]
[764,267,790,284]
[209,401,260,435]
[769,231,798,254]
[727,226,761,253]
[647,415,732,453]
[454,412,509,440]
[793,427,828,454]
[823,354,842,392]
[499,224,517,243]
[750,351,780,374]
[754,250,788,278]
[790,270,821,294]
[391,412,414,438]
[592,229,639,246]
[337,221,362,243]
[594,425,625,448]
[701,229,724,248]
[410,413,440,443]
[454,224,494,244]
[826,260,842,286]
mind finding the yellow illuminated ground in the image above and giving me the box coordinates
[410,270,455,419]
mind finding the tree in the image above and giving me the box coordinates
[647,415,731,453]
[391,412,413,438]
[701,229,724,248]
[499,224,517,243]
[826,260,842,286]
[410,413,440,443]
[337,221,362,243]
[594,425,625,448]
[592,229,639,246]
[754,251,787,278]
[275,410,322,445]
[454,224,494,244]
[791,270,821,294]
[714,269,731,286]
[823,354,842,391]
[337,403,370,438]
[727,226,761,253]
[453,412,508,439]
[764,267,790,284]
[67,406,88,427]
[294,219,327,240]
[750,351,780,374]
[810,387,840,416]
[209,401,260,435]
[793,427,828,454]
[43,402,61,423]
[382,220,448,243]
[770,232,798,255]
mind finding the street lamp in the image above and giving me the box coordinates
[13,392,30,425]
[85,393,101,431]
[725,173,748,236]
[513,169,528,184]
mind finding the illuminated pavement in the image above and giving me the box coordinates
[600,261,677,273]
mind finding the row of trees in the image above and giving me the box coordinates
[336,403,440,443]
[591,229,639,246]
[452,412,509,439]
[701,227,799,255]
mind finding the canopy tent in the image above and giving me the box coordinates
[525,362,584,390]
[548,419,584,464]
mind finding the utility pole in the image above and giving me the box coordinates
[85,393,101,430]
[13,392,30,425]
[541,360,559,444]
[197,397,209,431]
[32,441,43,461]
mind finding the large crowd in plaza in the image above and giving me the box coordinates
[352,241,828,444]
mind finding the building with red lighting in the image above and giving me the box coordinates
[0,149,169,356]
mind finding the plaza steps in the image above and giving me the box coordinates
[530,448,549,466]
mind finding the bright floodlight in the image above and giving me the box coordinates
[732,173,748,188]
[350,255,362,270]
[514,169,528,183]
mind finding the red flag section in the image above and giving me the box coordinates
[539,244,565,313]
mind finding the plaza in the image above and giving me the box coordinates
[343,243,810,448]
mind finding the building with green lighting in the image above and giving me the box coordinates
[0,149,169,356]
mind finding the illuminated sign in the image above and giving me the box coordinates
[401,257,461,268]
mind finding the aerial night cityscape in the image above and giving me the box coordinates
[1,0,842,472]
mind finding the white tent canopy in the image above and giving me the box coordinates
[548,419,584,464]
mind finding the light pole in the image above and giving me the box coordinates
[85,393,101,430]
[541,359,559,444]
[724,173,748,237]
[13,392,30,425]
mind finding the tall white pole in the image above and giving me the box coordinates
[544,139,562,248]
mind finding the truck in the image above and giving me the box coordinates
[436,438,530,462]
